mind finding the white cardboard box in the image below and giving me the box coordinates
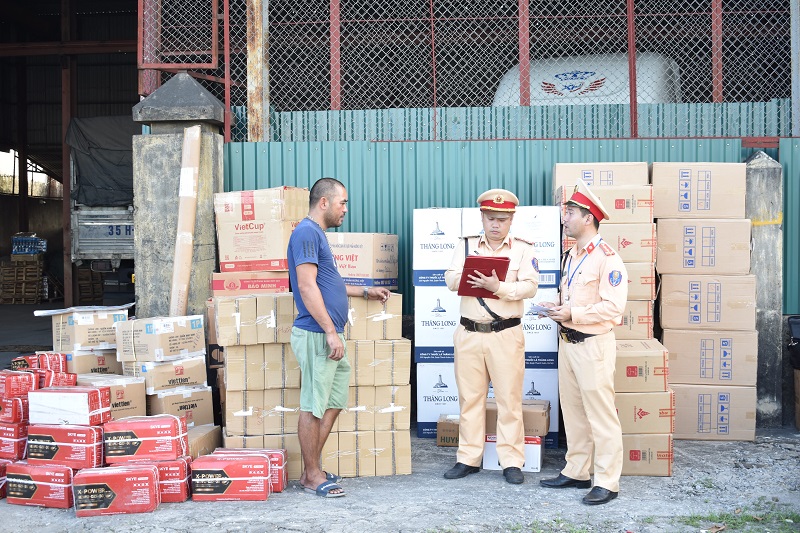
[412,208,463,285]
[488,367,560,447]
[656,219,752,275]
[413,286,460,362]
[483,434,542,472]
[552,162,649,193]
[521,288,559,368]
[326,232,399,289]
[651,162,746,219]
[415,363,460,438]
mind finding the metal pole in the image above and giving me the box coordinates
[330,0,341,111]
[711,0,724,103]
[626,0,638,137]
[61,0,75,306]
[791,0,799,137]
[518,0,530,106]
[17,58,28,233]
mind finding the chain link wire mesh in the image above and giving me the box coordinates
[139,0,792,142]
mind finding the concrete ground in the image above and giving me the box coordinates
[1,303,799,532]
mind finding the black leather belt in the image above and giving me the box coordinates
[559,327,598,344]
[460,317,521,333]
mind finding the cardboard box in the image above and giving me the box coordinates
[374,339,412,386]
[0,458,11,498]
[264,344,300,389]
[320,432,339,477]
[555,184,654,224]
[521,288,560,367]
[75,374,147,420]
[123,355,207,394]
[488,367,560,448]
[116,315,206,362]
[147,386,214,427]
[191,453,271,501]
[214,296,258,346]
[30,368,76,388]
[262,388,301,435]
[563,223,657,263]
[552,162,649,193]
[215,187,308,272]
[651,162,746,219]
[436,414,459,446]
[104,415,189,463]
[671,384,756,441]
[659,275,757,330]
[615,390,676,434]
[73,464,160,516]
[413,286,460,363]
[615,339,669,392]
[131,456,191,503]
[415,363,460,438]
[486,399,551,437]
[223,434,264,448]
[45,306,129,351]
[375,430,412,476]
[28,386,111,426]
[343,297,369,340]
[327,232,399,289]
[625,262,656,301]
[256,294,296,344]
[366,294,403,340]
[338,431,376,478]
[621,434,674,476]
[36,352,67,371]
[348,340,375,386]
[9,355,38,371]
[662,329,758,386]
[338,386,376,432]
[224,390,265,436]
[0,397,28,424]
[66,350,123,375]
[262,433,302,481]
[615,300,654,340]
[187,424,222,459]
[6,462,73,508]
[211,271,290,297]
[214,447,288,493]
[483,435,542,472]
[0,422,27,460]
[656,219,752,274]
[412,208,463,284]
[0,370,37,399]
[225,344,265,391]
[375,384,411,431]
[26,424,104,469]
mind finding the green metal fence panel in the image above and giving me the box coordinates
[781,138,800,314]
[225,138,747,314]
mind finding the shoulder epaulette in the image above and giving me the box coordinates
[599,242,616,256]
[513,236,534,246]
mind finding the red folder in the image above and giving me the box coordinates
[457,256,510,299]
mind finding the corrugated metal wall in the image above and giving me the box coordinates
[781,138,800,314]
[225,138,751,314]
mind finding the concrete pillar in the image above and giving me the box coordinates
[132,73,225,318]
[745,151,783,427]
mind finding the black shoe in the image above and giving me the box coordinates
[582,486,618,505]
[539,473,592,489]
[443,462,481,479]
[503,467,524,484]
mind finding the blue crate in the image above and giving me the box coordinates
[11,234,47,254]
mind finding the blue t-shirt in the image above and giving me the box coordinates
[288,218,349,333]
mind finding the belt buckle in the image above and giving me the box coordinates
[475,322,492,333]
[559,330,573,343]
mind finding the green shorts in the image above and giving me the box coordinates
[291,327,351,419]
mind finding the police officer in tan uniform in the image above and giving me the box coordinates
[540,179,628,505]
[442,189,539,485]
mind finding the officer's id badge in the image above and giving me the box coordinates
[609,270,623,286]
[532,257,539,273]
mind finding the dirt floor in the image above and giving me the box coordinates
[1,428,799,533]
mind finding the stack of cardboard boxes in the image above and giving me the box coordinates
[413,204,561,448]
[654,162,757,442]
[554,163,674,476]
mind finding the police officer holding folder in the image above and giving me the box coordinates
[442,189,539,485]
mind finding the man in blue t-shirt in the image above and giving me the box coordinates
[288,177,391,498]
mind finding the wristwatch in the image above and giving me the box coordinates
[363,287,369,300]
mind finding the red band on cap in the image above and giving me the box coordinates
[569,191,604,221]
[479,200,516,212]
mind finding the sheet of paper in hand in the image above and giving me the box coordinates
[457,256,510,299]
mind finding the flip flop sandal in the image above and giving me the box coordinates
[325,471,343,483]
[305,481,345,498]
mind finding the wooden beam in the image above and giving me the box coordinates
[0,40,136,57]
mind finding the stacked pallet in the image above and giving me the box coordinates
[0,260,43,304]
[76,267,104,304]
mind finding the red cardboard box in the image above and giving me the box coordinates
[9,355,38,371]
[26,424,104,469]
[0,397,28,424]
[213,447,287,493]
[0,422,28,460]
[130,456,192,503]
[30,369,78,388]
[0,458,12,498]
[104,415,189,463]
[0,370,38,399]
[6,461,73,508]
[73,464,160,517]
[191,453,271,501]
[37,352,68,372]
[28,386,111,426]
